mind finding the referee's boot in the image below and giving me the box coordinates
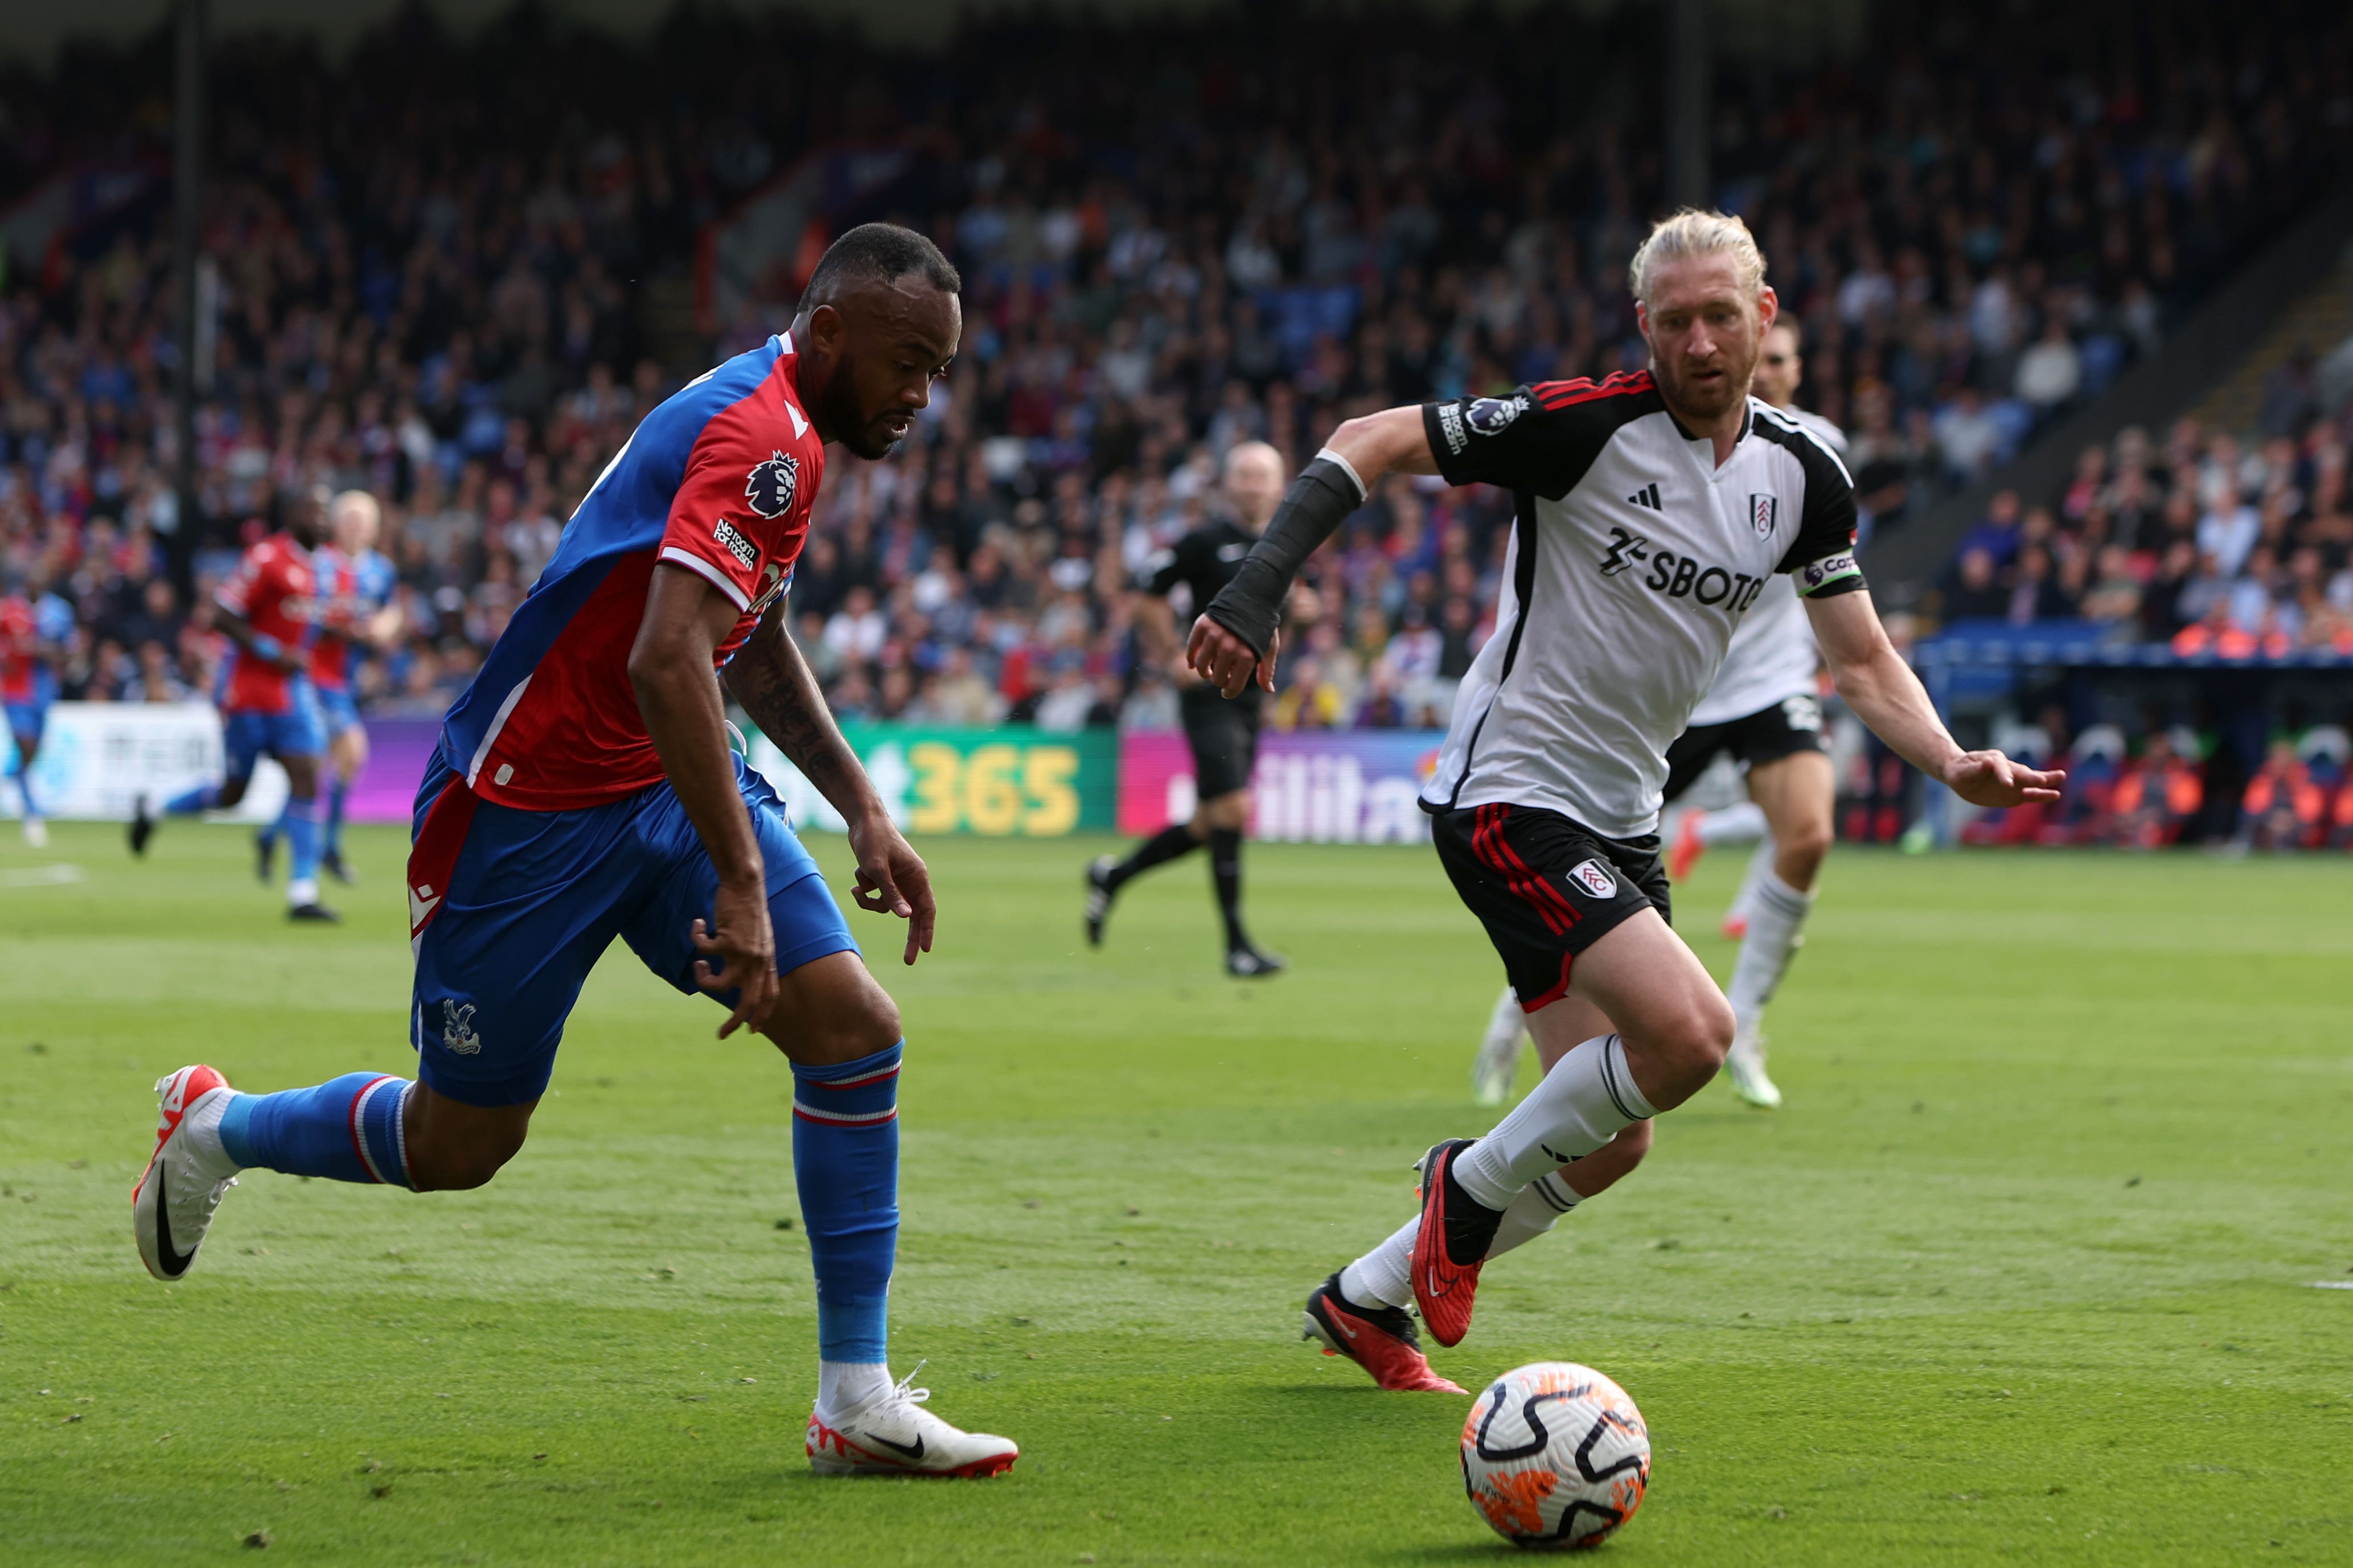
[1225,940,1287,978]
[1083,856,1118,946]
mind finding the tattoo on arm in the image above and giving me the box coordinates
[722,599,876,816]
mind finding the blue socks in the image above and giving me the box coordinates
[217,1072,416,1188]
[792,1043,902,1365]
[164,783,221,816]
[326,777,350,857]
[283,795,321,895]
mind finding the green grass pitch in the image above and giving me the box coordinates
[2,820,2350,1565]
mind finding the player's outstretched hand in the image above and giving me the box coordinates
[848,814,936,966]
[1185,615,1279,699]
[1940,750,2067,809]
[692,878,780,1039]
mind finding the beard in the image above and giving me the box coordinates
[805,361,905,460]
[1654,349,1755,423]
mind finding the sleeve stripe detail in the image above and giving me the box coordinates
[1315,446,1368,501]
[658,546,753,611]
[1531,371,1655,410]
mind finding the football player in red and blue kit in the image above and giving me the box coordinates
[258,489,401,884]
[2,570,64,847]
[131,490,339,920]
[131,225,1019,1477]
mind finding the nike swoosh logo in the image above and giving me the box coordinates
[153,1160,195,1277]
[868,1433,925,1460]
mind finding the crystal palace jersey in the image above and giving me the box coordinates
[1687,408,1849,728]
[308,545,397,692]
[215,534,320,715]
[439,332,826,810]
[1,594,40,704]
[1419,374,1860,838]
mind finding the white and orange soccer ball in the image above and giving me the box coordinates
[1459,1361,1650,1550]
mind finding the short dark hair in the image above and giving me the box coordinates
[802,223,960,308]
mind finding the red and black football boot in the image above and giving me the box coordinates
[1408,1138,1506,1347]
[1302,1274,1466,1393]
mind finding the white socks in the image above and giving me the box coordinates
[1480,985,1525,1057]
[1340,1217,1419,1310]
[1730,836,1776,924]
[1697,801,1767,847]
[1340,1171,1585,1311]
[1454,1035,1654,1209]
[288,876,320,908]
[1727,869,1812,1023]
[183,1089,242,1180]
[818,1361,890,1415]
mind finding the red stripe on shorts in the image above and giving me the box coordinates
[406,776,482,946]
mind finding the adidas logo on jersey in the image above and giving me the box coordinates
[1625,481,1662,511]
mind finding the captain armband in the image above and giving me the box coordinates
[1793,549,1866,599]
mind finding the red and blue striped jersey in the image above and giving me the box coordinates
[440,332,827,810]
[215,534,320,715]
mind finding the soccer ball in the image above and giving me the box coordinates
[1460,1362,1650,1550]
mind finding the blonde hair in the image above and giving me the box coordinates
[1627,209,1767,305]
[328,489,381,528]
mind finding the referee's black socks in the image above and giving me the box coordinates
[1209,827,1249,951]
[1111,822,1201,890]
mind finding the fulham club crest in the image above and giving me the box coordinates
[1747,493,1779,538]
[1567,858,1619,899]
[745,451,799,518]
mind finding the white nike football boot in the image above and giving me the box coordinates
[1724,1019,1783,1110]
[806,1365,1019,1478]
[133,1065,243,1281]
[1470,985,1525,1108]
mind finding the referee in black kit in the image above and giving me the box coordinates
[1085,441,1288,977]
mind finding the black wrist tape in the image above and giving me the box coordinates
[1202,454,1366,655]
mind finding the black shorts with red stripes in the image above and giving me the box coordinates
[1431,803,1672,1012]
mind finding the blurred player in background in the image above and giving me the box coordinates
[1188,211,2056,1389]
[129,224,1018,1479]
[1470,315,1846,1110]
[257,490,401,884]
[130,491,338,921]
[2,568,66,847]
[1083,439,1287,977]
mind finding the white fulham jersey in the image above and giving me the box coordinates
[1420,373,1861,839]
[1688,406,1850,727]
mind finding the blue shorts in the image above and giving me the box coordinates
[315,685,363,740]
[405,748,859,1107]
[223,690,326,779]
[4,701,42,748]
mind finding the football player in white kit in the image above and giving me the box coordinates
[1471,316,1842,1110]
[1185,211,2060,1390]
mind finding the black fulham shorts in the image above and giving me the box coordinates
[1181,684,1263,800]
[1661,693,1826,805]
[1431,803,1671,1012]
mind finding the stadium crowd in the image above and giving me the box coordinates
[2,2,2350,742]
[1935,409,2353,651]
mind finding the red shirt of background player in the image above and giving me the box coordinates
[216,535,319,714]
[308,550,364,692]
[0,595,39,703]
